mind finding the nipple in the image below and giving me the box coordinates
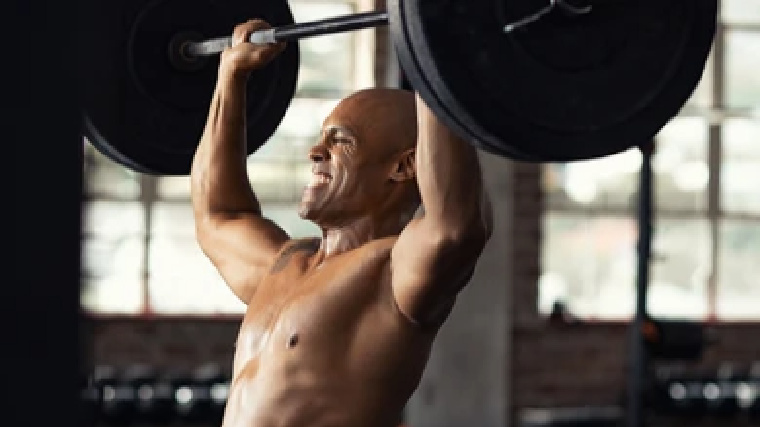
[287,333,299,348]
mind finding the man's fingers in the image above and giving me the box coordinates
[232,19,273,47]
[227,40,284,62]
[272,41,286,55]
[221,19,285,74]
[261,41,286,60]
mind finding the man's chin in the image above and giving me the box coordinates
[298,200,319,221]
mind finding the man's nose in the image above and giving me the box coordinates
[309,143,330,162]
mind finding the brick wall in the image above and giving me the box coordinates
[512,323,629,409]
[84,317,240,372]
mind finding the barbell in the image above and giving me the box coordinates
[79,0,717,175]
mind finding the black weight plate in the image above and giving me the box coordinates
[80,0,299,175]
[389,0,716,162]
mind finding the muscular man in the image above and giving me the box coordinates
[190,19,492,427]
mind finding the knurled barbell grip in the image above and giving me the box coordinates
[185,11,389,58]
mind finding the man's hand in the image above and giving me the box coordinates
[220,19,286,80]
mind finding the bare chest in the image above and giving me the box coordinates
[232,242,393,371]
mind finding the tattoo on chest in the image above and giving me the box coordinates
[270,239,320,273]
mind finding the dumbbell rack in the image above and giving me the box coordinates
[647,362,760,420]
[82,363,231,426]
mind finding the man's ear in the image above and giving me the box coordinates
[389,148,416,182]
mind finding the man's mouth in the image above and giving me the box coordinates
[307,172,332,188]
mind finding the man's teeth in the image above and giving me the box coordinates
[309,173,331,186]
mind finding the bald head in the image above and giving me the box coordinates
[325,88,418,160]
[302,88,420,226]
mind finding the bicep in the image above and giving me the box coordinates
[196,213,290,303]
[391,218,484,325]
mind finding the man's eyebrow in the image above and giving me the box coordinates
[323,124,357,139]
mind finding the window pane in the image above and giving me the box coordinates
[722,0,760,24]
[148,203,244,314]
[83,201,145,236]
[717,221,760,320]
[544,148,641,211]
[248,160,305,203]
[147,203,319,314]
[540,213,637,319]
[653,117,708,212]
[81,201,145,313]
[545,118,708,213]
[292,2,356,97]
[260,98,339,159]
[155,153,313,202]
[81,243,145,314]
[726,31,760,110]
[83,139,140,198]
[541,215,711,320]
[648,219,710,320]
[721,118,760,214]
[157,176,191,200]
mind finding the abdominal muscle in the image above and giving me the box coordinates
[220,348,399,427]
[219,308,431,427]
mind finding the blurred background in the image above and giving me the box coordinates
[77,0,759,426]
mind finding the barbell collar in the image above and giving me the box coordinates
[185,10,389,58]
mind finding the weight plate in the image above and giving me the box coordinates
[80,0,299,175]
[389,0,717,161]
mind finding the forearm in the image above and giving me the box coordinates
[191,73,262,217]
[415,94,487,234]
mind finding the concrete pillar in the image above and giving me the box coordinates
[405,152,514,427]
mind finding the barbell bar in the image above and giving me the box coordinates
[184,11,389,58]
[181,1,590,59]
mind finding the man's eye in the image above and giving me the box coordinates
[334,137,352,144]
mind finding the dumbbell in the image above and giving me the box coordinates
[746,362,760,419]
[702,363,742,416]
[119,364,179,424]
[81,368,101,425]
[664,372,707,417]
[647,366,677,414]
[175,363,230,424]
[91,365,136,425]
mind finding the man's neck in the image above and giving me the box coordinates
[318,211,413,258]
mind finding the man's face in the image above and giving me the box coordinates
[298,113,392,225]
[297,89,418,227]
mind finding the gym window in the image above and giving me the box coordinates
[81,0,377,316]
[540,0,760,321]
